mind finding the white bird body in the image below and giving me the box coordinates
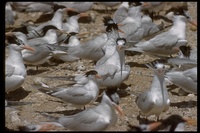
[54,2,93,13]
[165,67,197,94]
[94,29,130,88]
[5,42,35,93]
[34,70,100,108]
[119,5,144,43]
[126,12,190,56]
[6,45,27,93]
[113,2,129,23]
[136,63,170,120]
[42,91,122,131]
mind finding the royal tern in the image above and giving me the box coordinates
[113,2,129,24]
[12,30,62,68]
[127,114,196,131]
[39,91,125,131]
[32,70,101,108]
[53,32,80,62]
[67,16,122,62]
[95,32,130,89]
[165,66,197,94]
[5,37,35,93]
[25,7,76,39]
[5,2,16,26]
[54,2,93,13]
[167,45,197,70]
[135,62,170,121]
[118,2,145,43]
[126,10,197,57]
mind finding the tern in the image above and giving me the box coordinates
[67,16,123,62]
[126,10,197,57]
[5,37,35,93]
[5,2,16,26]
[39,91,125,131]
[165,67,197,94]
[32,70,101,108]
[127,114,196,131]
[167,45,197,71]
[54,2,93,13]
[95,37,130,89]
[12,30,69,69]
[113,2,129,24]
[135,62,170,121]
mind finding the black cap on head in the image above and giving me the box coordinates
[85,70,98,77]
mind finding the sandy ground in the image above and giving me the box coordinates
[5,2,197,131]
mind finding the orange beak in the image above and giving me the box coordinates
[148,122,162,131]
[113,102,126,118]
[188,20,197,27]
[66,7,79,13]
[95,74,102,79]
[118,29,125,34]
[21,45,36,52]
[79,12,89,17]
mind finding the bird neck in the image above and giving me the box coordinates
[7,46,24,65]
[150,73,166,92]
[169,17,186,39]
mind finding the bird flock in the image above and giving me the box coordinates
[5,2,197,131]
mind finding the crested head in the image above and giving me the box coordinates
[84,70,98,77]
[116,38,126,46]
[145,61,165,75]
[103,16,115,26]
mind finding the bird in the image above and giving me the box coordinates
[118,2,144,43]
[135,62,170,121]
[5,36,35,93]
[54,2,94,13]
[10,2,55,12]
[24,7,77,39]
[38,91,125,131]
[32,70,101,108]
[5,2,16,26]
[66,16,123,62]
[164,66,197,94]
[112,2,129,24]
[52,32,80,62]
[11,30,68,70]
[18,122,64,131]
[167,45,197,71]
[127,114,197,131]
[62,12,88,33]
[95,37,130,89]
[125,10,197,57]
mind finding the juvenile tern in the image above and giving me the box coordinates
[135,62,170,121]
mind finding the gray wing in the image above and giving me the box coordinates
[113,7,128,23]
[95,64,119,79]
[183,67,197,82]
[52,86,93,105]
[59,107,110,131]
[136,91,154,114]
[149,32,187,49]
